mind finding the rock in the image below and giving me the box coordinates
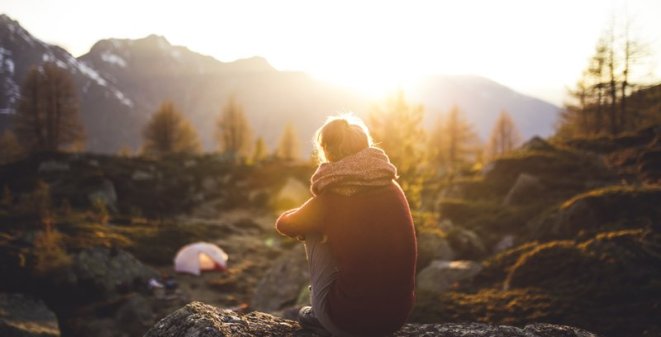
[416,260,482,294]
[272,177,309,211]
[66,294,158,337]
[528,186,661,240]
[251,246,309,312]
[64,247,158,298]
[0,293,60,337]
[143,301,600,337]
[521,136,555,152]
[503,173,544,206]
[87,179,118,212]
[131,170,154,181]
[493,234,516,253]
[445,226,488,260]
[202,177,218,192]
[416,230,454,269]
[38,161,70,172]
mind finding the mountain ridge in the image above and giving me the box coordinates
[0,13,559,153]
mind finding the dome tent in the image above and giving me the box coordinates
[174,242,228,275]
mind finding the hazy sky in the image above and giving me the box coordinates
[2,0,660,105]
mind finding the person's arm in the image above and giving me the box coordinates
[275,196,324,239]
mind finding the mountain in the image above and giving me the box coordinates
[0,14,140,151]
[0,14,560,154]
[77,34,368,152]
[412,75,559,140]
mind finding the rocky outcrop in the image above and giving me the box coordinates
[503,173,543,206]
[251,246,309,312]
[528,186,661,240]
[64,247,159,298]
[0,293,60,337]
[416,260,482,294]
[143,301,600,337]
[416,230,454,270]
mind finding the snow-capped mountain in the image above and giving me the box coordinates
[0,14,560,154]
[0,14,139,151]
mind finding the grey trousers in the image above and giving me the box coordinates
[304,234,357,337]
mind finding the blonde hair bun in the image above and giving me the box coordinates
[315,114,373,163]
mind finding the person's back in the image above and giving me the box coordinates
[275,115,417,337]
[322,182,416,335]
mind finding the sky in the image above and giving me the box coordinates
[1,0,660,105]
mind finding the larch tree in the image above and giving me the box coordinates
[0,129,23,164]
[142,101,201,157]
[252,136,268,163]
[486,110,521,161]
[428,105,480,175]
[216,97,252,162]
[557,16,651,138]
[13,62,85,152]
[276,122,300,161]
[368,91,427,207]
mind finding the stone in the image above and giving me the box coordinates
[38,161,70,172]
[503,173,544,206]
[87,179,118,212]
[0,293,60,337]
[416,260,483,294]
[64,247,158,298]
[202,177,218,192]
[521,136,555,152]
[143,301,600,337]
[493,234,516,253]
[131,170,153,181]
[416,230,454,269]
[445,226,488,260]
[251,246,309,312]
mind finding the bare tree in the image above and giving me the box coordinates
[558,15,652,138]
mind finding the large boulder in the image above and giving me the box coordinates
[528,186,661,240]
[63,247,158,298]
[416,229,454,270]
[143,301,600,337]
[0,293,60,337]
[416,260,482,294]
[251,246,309,312]
[503,173,544,206]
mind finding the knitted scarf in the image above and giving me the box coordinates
[310,147,398,196]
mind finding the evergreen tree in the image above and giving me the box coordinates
[486,110,521,161]
[142,101,201,157]
[13,62,85,152]
[276,122,299,161]
[216,97,252,162]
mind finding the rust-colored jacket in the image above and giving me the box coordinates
[276,182,417,336]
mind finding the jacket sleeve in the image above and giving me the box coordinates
[275,196,324,238]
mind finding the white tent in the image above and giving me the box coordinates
[174,242,228,275]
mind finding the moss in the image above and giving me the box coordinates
[531,185,661,240]
[472,241,540,289]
